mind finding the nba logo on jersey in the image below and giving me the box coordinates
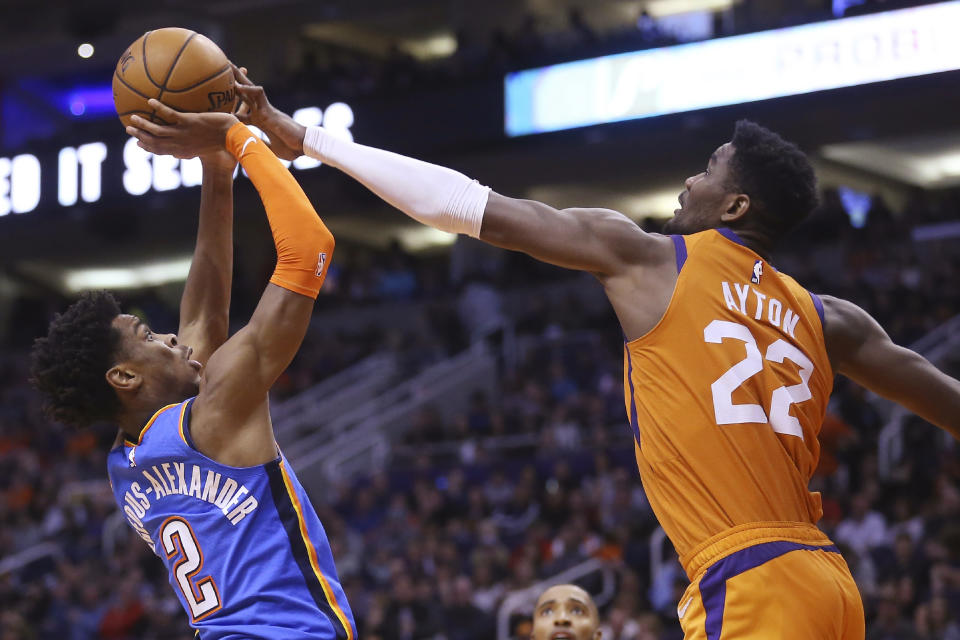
[751,260,763,284]
[316,252,327,277]
[127,447,136,467]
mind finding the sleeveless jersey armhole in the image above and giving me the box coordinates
[671,235,688,273]
[808,291,826,330]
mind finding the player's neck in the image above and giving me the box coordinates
[726,226,773,261]
[114,404,163,442]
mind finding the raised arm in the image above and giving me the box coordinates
[127,102,333,465]
[822,294,960,440]
[231,67,664,276]
[176,151,236,364]
[478,193,663,274]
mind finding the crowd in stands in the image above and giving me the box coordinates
[2,187,960,638]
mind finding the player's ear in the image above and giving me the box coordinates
[106,364,142,393]
[720,193,750,223]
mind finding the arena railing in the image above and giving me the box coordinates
[0,479,112,579]
[495,557,619,640]
[272,352,398,442]
[286,342,498,490]
[877,313,960,477]
[0,542,62,578]
[391,432,540,463]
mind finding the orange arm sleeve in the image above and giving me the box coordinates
[225,122,334,299]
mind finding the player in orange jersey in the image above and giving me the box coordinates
[126,66,960,639]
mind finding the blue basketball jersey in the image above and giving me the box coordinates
[106,398,356,640]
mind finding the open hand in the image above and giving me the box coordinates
[126,99,238,159]
[232,64,305,161]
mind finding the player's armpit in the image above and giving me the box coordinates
[191,284,315,465]
[479,192,673,276]
[822,294,960,440]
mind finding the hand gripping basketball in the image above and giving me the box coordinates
[232,64,304,161]
[126,99,238,159]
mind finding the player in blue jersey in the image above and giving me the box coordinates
[31,102,356,639]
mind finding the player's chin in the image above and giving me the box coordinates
[662,214,685,235]
[179,371,201,397]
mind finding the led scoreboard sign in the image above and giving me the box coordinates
[505,1,960,136]
[0,103,354,218]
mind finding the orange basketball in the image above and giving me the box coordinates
[112,27,237,128]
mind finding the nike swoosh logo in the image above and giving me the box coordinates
[241,136,258,156]
[678,597,693,619]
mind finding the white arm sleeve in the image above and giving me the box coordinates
[303,126,489,238]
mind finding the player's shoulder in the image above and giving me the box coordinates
[571,207,675,269]
[819,295,867,329]
[818,294,882,349]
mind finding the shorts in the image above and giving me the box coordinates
[677,541,865,639]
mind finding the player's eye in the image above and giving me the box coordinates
[572,606,584,615]
[539,607,552,616]
[146,331,154,340]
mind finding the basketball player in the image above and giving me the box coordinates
[532,584,601,640]
[31,112,355,639]
[127,74,960,638]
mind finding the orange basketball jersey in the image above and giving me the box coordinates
[624,228,834,579]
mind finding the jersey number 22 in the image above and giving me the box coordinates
[704,320,813,440]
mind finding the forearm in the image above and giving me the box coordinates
[179,162,234,361]
[885,353,960,440]
[843,345,960,441]
[826,296,960,441]
[226,122,333,298]
[302,126,488,237]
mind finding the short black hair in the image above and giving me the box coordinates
[728,120,819,238]
[30,291,123,428]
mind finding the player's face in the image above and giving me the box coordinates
[532,585,600,640]
[111,314,202,402]
[663,142,741,235]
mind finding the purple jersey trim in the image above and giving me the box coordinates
[700,541,840,640]
[671,235,688,273]
[716,227,747,247]
[809,291,825,328]
[624,343,642,448]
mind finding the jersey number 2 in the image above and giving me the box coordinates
[160,517,222,622]
[704,320,813,440]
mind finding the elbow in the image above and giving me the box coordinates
[312,220,335,256]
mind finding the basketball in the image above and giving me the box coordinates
[112,27,236,128]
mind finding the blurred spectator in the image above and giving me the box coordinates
[836,492,889,558]
[441,575,495,640]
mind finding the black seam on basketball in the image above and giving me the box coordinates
[141,31,162,89]
[113,71,153,100]
[157,32,198,103]
[117,109,171,123]
[161,64,231,93]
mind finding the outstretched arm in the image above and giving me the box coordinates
[177,151,236,365]
[231,67,664,277]
[127,102,333,465]
[822,295,960,440]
